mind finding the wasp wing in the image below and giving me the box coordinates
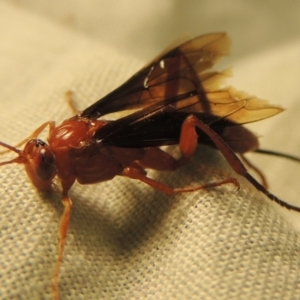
[82,32,283,152]
[81,32,231,118]
[94,89,275,153]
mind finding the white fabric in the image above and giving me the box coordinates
[1,1,300,299]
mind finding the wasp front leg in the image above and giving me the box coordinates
[0,121,55,155]
[52,191,72,300]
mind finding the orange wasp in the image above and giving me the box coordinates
[1,32,299,299]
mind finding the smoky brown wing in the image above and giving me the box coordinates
[82,32,282,125]
[86,32,283,151]
[94,79,283,146]
[96,109,259,154]
[81,32,231,118]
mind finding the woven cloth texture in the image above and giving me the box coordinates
[1,2,300,300]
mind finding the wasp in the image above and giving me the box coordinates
[1,32,299,299]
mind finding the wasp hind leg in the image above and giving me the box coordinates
[179,114,300,212]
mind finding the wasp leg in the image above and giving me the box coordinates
[179,114,300,212]
[239,153,269,189]
[52,190,73,300]
[65,90,80,115]
[122,162,239,195]
[0,121,55,154]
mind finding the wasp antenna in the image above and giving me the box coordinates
[0,141,22,155]
[0,141,25,166]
